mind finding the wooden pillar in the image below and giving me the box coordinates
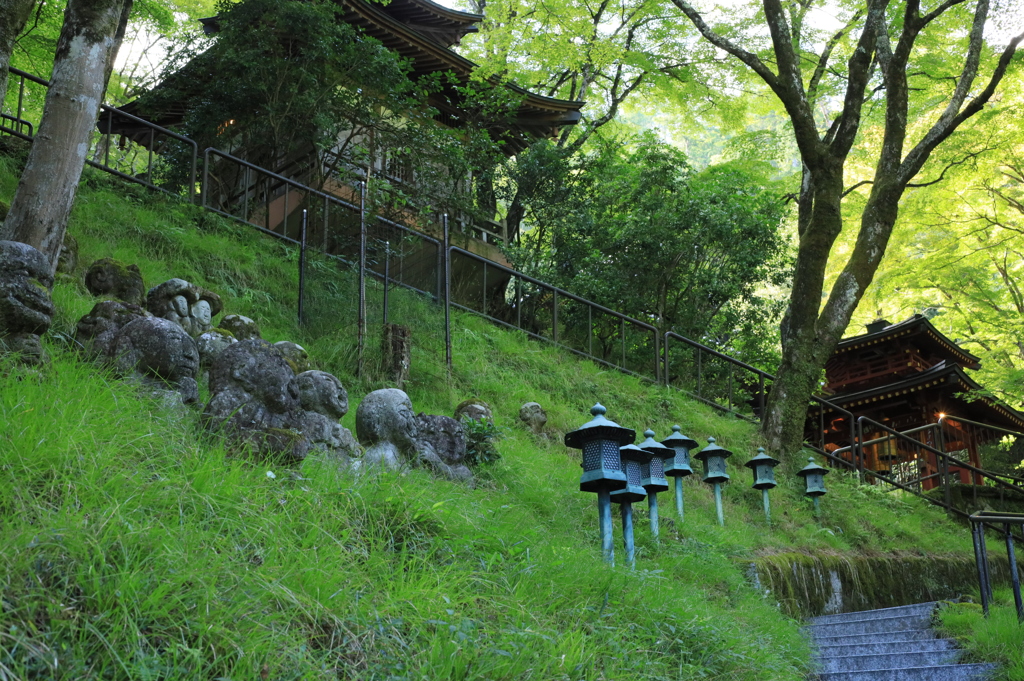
[381,323,411,388]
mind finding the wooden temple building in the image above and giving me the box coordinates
[809,315,1024,489]
[103,0,583,251]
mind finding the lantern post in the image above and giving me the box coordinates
[610,443,650,569]
[564,404,634,565]
[797,456,829,516]
[662,425,697,521]
[694,437,732,526]
[744,447,781,524]
[638,430,672,541]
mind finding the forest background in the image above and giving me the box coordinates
[3,0,1023,470]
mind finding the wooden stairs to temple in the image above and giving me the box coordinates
[805,602,995,680]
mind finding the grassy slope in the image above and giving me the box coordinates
[937,594,1024,681]
[0,151,981,679]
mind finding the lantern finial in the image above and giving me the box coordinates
[592,403,607,416]
[644,429,655,438]
[672,425,681,433]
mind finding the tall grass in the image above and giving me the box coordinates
[0,150,985,679]
[936,592,1024,680]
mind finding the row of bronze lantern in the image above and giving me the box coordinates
[564,404,830,567]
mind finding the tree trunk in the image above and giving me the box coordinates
[0,0,132,273]
[0,0,38,106]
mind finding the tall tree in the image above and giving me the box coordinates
[1,0,133,271]
[672,0,1023,454]
[0,0,38,103]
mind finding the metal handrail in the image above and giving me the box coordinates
[447,245,661,381]
[969,511,1024,621]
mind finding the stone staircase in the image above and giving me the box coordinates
[805,602,996,680]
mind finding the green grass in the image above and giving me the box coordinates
[0,150,994,679]
[936,592,1024,680]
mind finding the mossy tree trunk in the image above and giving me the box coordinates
[0,0,132,273]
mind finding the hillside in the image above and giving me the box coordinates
[0,145,985,680]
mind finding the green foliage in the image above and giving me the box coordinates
[460,415,502,466]
[504,132,791,366]
[936,593,1024,680]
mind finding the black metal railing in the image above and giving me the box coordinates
[969,511,1024,621]
[445,246,660,380]
[2,66,198,202]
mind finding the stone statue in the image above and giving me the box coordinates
[75,300,151,360]
[107,316,201,404]
[0,240,55,365]
[355,388,473,482]
[85,257,145,305]
[219,314,261,340]
[519,402,548,434]
[455,399,493,424]
[202,339,358,462]
[146,278,223,337]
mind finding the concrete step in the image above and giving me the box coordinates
[816,648,961,673]
[815,663,996,680]
[807,612,934,637]
[811,629,938,647]
[809,602,940,625]
[815,638,957,658]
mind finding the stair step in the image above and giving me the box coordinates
[811,629,938,647]
[815,638,957,658]
[807,612,934,637]
[809,602,940,625]
[815,649,962,672]
[815,663,996,680]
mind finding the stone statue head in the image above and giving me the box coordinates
[295,370,348,420]
[356,388,418,451]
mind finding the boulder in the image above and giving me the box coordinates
[75,300,151,360]
[519,402,548,434]
[85,258,145,305]
[146,278,222,337]
[196,328,237,369]
[108,317,200,404]
[219,314,260,341]
[0,240,54,364]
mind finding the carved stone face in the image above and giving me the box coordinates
[170,295,189,319]
[192,299,212,327]
[356,388,418,450]
[295,370,348,419]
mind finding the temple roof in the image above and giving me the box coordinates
[102,0,582,155]
[832,314,981,370]
[816,360,1024,432]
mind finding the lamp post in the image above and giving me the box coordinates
[662,425,697,522]
[744,447,780,524]
[638,429,672,541]
[611,443,649,569]
[797,456,829,516]
[695,437,732,526]
[564,404,634,565]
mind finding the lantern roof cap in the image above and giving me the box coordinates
[694,436,733,462]
[744,447,780,469]
[619,442,655,463]
[564,403,636,449]
[639,429,673,455]
[796,456,830,477]
[661,425,698,450]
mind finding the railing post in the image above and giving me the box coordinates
[383,240,390,326]
[663,333,670,388]
[357,181,366,378]
[552,290,558,344]
[443,214,452,373]
[1005,522,1023,622]
[482,260,487,316]
[298,209,307,325]
[758,374,765,419]
[972,521,990,617]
